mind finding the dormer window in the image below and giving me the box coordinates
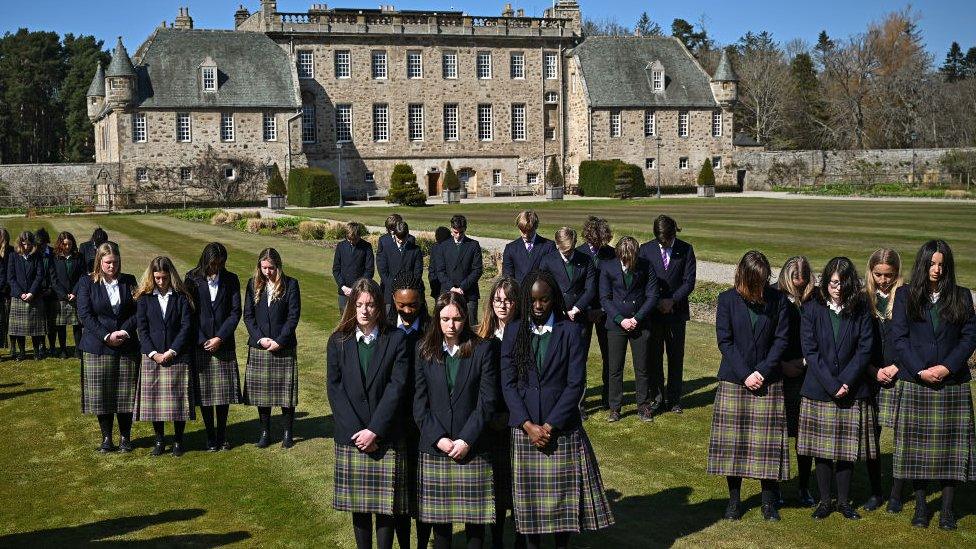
[202,67,216,92]
[647,60,665,92]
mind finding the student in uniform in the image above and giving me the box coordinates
[502,210,555,283]
[76,242,140,453]
[35,228,58,355]
[501,270,614,548]
[600,236,658,422]
[640,215,696,415]
[798,257,877,521]
[0,228,13,358]
[243,248,301,449]
[377,220,424,311]
[326,278,409,549]
[577,217,615,409]
[79,227,108,274]
[49,231,85,359]
[333,222,375,313]
[432,215,483,326]
[708,251,790,521]
[774,256,816,507]
[134,256,195,457]
[185,242,243,452]
[415,292,497,549]
[377,213,417,257]
[428,226,451,300]
[7,231,48,361]
[863,248,904,512]
[891,239,976,530]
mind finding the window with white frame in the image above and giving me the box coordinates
[220,113,234,142]
[544,91,558,104]
[510,52,525,79]
[527,173,538,185]
[372,104,389,142]
[544,52,558,79]
[365,171,375,185]
[224,166,236,180]
[652,70,663,91]
[442,52,458,79]
[492,169,502,185]
[712,156,723,169]
[297,51,314,79]
[132,113,147,143]
[180,167,192,181]
[335,104,352,143]
[545,127,555,140]
[477,52,492,79]
[609,110,621,138]
[263,113,277,141]
[678,111,689,137]
[202,67,217,91]
[335,50,351,78]
[646,158,657,169]
[136,167,148,182]
[511,104,526,141]
[478,104,493,141]
[176,113,191,142]
[679,157,689,169]
[443,104,459,141]
[407,51,423,79]
[372,51,387,79]
[712,111,722,137]
[408,104,424,141]
[301,105,316,143]
[644,110,655,137]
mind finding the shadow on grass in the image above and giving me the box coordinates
[0,382,24,388]
[127,411,334,452]
[582,376,716,416]
[0,387,54,401]
[0,508,251,547]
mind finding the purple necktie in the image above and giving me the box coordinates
[661,247,671,270]
[525,240,533,253]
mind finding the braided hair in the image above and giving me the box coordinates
[511,270,566,380]
[386,270,429,325]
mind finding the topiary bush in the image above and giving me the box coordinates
[697,159,716,186]
[579,160,647,197]
[546,158,564,188]
[287,167,340,207]
[443,161,460,192]
[387,164,427,206]
[267,164,286,196]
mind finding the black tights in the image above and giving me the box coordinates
[152,421,186,443]
[490,509,526,549]
[815,458,854,504]
[433,523,485,549]
[525,533,570,549]
[352,513,395,549]
[865,457,883,498]
[53,325,83,352]
[393,516,431,549]
[257,406,295,433]
[96,413,132,440]
[10,336,45,355]
[797,454,813,494]
[200,405,230,443]
[726,476,779,504]
[913,480,956,512]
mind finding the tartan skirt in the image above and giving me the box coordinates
[0,297,9,347]
[194,347,242,406]
[797,396,879,462]
[783,375,804,438]
[80,352,139,415]
[893,381,976,482]
[243,347,298,407]
[54,300,79,326]
[511,427,614,535]
[8,297,46,337]
[488,423,514,511]
[707,381,790,481]
[418,451,495,524]
[876,383,902,430]
[333,440,411,515]
[135,356,195,421]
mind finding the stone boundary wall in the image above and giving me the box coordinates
[0,162,118,205]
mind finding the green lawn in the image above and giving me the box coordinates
[0,214,973,547]
[293,197,976,288]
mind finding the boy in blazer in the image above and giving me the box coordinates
[503,210,555,283]
[376,220,424,309]
[333,222,375,313]
[432,215,483,326]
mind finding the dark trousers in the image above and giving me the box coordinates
[338,294,348,314]
[605,325,650,411]
[649,320,686,408]
[466,299,479,327]
[580,312,610,407]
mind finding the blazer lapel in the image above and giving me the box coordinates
[451,354,473,406]
[364,335,390,390]
[836,312,853,352]
[453,239,468,269]
[213,276,226,309]
[343,336,367,394]
[752,300,770,343]
[538,322,562,378]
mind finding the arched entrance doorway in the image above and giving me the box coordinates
[457,168,476,196]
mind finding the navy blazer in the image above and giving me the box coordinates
[185,270,242,350]
[76,274,140,356]
[598,258,659,331]
[428,248,442,298]
[136,291,193,359]
[49,254,85,301]
[7,252,44,297]
[414,340,497,454]
[243,276,301,349]
[376,233,416,255]
[0,247,12,296]
[332,239,375,294]
[79,240,98,274]
[502,234,555,283]
[715,288,789,384]
[376,237,424,297]
[539,249,597,314]
[891,287,976,385]
[639,238,696,322]
[800,300,874,401]
[432,236,483,300]
[326,329,409,443]
[575,243,616,311]
[500,319,586,432]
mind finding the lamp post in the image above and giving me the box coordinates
[655,135,662,199]
[336,142,344,207]
[910,131,917,187]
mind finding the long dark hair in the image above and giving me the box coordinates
[419,292,479,362]
[734,250,771,305]
[55,231,79,258]
[907,239,970,324]
[511,270,566,380]
[817,256,863,316]
[189,242,229,279]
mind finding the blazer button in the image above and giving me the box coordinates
[361,397,367,403]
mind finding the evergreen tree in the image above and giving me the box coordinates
[787,52,828,149]
[635,12,662,37]
[62,34,109,162]
[671,19,709,54]
[697,159,715,186]
[442,161,460,192]
[545,158,564,188]
[0,29,65,164]
[964,46,976,78]
[387,163,426,206]
[941,41,965,81]
[266,164,286,195]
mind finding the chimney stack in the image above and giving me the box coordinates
[174,7,194,29]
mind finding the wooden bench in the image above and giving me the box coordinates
[491,184,536,197]
[365,190,388,201]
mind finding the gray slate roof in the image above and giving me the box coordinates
[572,36,718,109]
[106,37,137,78]
[713,49,738,81]
[733,132,761,147]
[87,62,105,97]
[131,28,300,109]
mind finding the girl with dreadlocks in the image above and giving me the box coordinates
[891,240,975,530]
[500,270,614,548]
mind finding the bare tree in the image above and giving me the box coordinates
[818,33,879,149]
[735,32,792,146]
[187,146,263,202]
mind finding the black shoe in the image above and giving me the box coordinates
[637,405,654,423]
[761,503,781,521]
[61,348,70,359]
[886,498,904,514]
[35,347,46,360]
[670,404,683,414]
[75,349,83,359]
[255,431,270,448]
[911,505,929,528]
[837,502,861,520]
[607,409,621,423]
[220,440,231,451]
[206,439,219,452]
[281,431,295,449]
[723,500,742,521]
[98,437,115,453]
[150,440,165,456]
[811,501,833,520]
[14,352,24,362]
[862,495,884,512]
[172,442,184,457]
[118,437,133,453]
[798,490,815,508]
[938,510,957,531]
[580,407,589,421]
[773,490,785,509]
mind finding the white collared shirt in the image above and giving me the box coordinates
[442,341,460,357]
[356,325,379,345]
[207,274,220,302]
[930,291,940,304]
[103,278,121,314]
[561,252,572,264]
[266,281,278,306]
[531,313,555,336]
[494,326,505,341]
[397,315,421,334]
[153,288,173,318]
[620,260,629,274]
[827,300,844,315]
[786,294,797,304]
[876,290,889,300]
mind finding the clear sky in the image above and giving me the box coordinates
[1,0,973,61]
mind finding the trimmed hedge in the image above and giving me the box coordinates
[287,167,340,207]
[579,160,648,197]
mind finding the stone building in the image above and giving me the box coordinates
[87,1,738,202]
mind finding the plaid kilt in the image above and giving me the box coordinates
[783,375,804,438]
[7,297,46,337]
[135,356,195,421]
[0,297,9,347]
[54,300,80,326]
[797,397,879,462]
[511,427,614,535]
[488,423,514,511]
[707,381,790,481]
[418,452,495,524]
[876,383,901,430]
[194,347,241,406]
[333,440,410,515]
[893,381,976,482]
[80,353,139,415]
[243,347,298,407]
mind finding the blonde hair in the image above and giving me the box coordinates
[615,236,639,271]
[554,227,577,253]
[0,228,10,258]
[134,256,192,309]
[777,255,813,307]
[90,242,121,283]
[865,248,903,320]
[252,248,285,304]
[516,210,539,233]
